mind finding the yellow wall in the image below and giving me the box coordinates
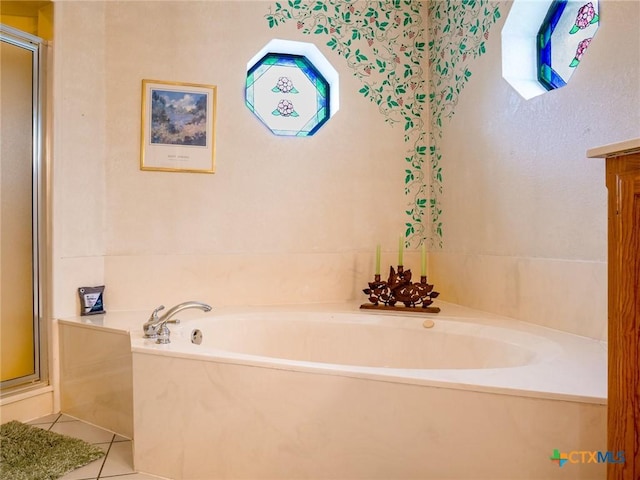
[1,1,53,40]
[1,15,37,34]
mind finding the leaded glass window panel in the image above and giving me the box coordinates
[537,0,600,91]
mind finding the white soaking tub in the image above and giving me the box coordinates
[165,312,542,370]
[127,302,607,480]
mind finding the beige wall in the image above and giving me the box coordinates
[52,1,107,318]
[429,0,640,339]
[52,1,411,316]
[50,0,640,340]
[29,0,634,427]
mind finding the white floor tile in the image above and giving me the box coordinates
[58,413,81,422]
[27,414,172,480]
[58,443,109,480]
[49,419,115,444]
[102,474,170,479]
[99,440,136,477]
[57,456,105,480]
[27,413,60,424]
[29,422,53,431]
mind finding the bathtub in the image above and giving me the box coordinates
[128,303,606,480]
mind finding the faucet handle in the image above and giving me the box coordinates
[154,318,179,344]
[155,321,171,344]
[149,305,165,321]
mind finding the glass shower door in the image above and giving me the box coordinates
[0,25,46,392]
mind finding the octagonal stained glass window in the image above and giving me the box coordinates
[245,40,339,137]
[537,0,600,91]
[502,0,601,99]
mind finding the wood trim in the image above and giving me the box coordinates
[606,153,640,480]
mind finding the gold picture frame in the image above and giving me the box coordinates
[140,79,217,173]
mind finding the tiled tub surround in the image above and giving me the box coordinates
[59,322,133,439]
[59,302,607,480]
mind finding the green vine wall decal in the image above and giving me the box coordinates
[266,0,501,248]
[266,0,429,248]
[427,0,501,247]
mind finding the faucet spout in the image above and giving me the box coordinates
[143,301,212,338]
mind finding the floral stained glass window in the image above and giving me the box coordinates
[246,40,338,136]
[537,0,600,91]
[246,53,330,137]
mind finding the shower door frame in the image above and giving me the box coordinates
[0,24,49,394]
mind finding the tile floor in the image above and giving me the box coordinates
[27,413,168,480]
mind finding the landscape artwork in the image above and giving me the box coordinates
[150,89,208,147]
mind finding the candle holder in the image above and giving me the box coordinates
[361,266,440,313]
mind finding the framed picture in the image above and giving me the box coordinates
[140,79,217,173]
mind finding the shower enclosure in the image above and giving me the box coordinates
[0,23,48,395]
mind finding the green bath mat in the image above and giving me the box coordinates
[0,420,105,480]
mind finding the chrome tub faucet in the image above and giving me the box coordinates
[143,301,212,343]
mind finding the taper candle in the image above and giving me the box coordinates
[421,243,426,276]
[398,236,404,266]
[375,244,381,275]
